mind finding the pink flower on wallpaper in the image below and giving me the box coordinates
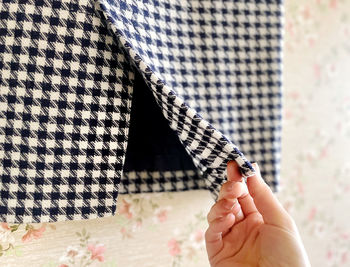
[330,0,338,9]
[186,246,196,260]
[297,181,304,195]
[58,265,68,267]
[313,63,321,80]
[342,251,348,264]
[87,244,106,262]
[286,21,294,37]
[0,224,15,245]
[312,222,326,238]
[283,109,293,120]
[327,249,333,260]
[67,248,79,258]
[156,209,168,223]
[308,37,316,47]
[319,146,329,159]
[301,6,311,20]
[194,229,204,243]
[136,220,142,228]
[1,222,10,230]
[341,232,350,240]
[308,207,317,221]
[118,199,133,219]
[120,226,133,238]
[305,150,316,163]
[289,91,300,100]
[21,225,46,242]
[325,63,337,78]
[168,238,181,256]
[59,245,89,265]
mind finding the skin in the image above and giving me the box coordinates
[205,161,311,267]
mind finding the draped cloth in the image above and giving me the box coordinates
[0,0,283,223]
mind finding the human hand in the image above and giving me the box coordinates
[205,161,311,267]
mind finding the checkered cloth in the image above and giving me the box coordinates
[0,0,283,223]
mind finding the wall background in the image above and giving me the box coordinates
[1,0,350,266]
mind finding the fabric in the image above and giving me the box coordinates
[0,0,283,223]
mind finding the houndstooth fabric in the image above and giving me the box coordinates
[0,0,283,223]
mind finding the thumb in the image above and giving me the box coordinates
[247,163,295,230]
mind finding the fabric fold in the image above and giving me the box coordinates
[0,0,282,223]
[98,0,282,195]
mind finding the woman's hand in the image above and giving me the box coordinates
[205,161,311,267]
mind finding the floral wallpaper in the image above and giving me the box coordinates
[0,191,212,267]
[1,0,350,266]
[281,0,350,266]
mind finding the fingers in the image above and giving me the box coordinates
[246,163,295,229]
[206,177,245,258]
[216,179,245,222]
[205,213,235,258]
[227,160,244,182]
[217,180,242,201]
[207,198,241,223]
[237,184,259,217]
[217,180,234,201]
[226,162,259,218]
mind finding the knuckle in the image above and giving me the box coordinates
[221,181,232,192]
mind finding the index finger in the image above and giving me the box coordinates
[227,160,243,182]
[247,163,295,230]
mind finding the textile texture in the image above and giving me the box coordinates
[0,1,349,266]
[0,0,283,223]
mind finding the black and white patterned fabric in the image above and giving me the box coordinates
[0,0,283,223]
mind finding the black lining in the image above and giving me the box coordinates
[123,70,197,172]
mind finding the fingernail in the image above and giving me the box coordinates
[252,162,260,172]
[251,163,264,182]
